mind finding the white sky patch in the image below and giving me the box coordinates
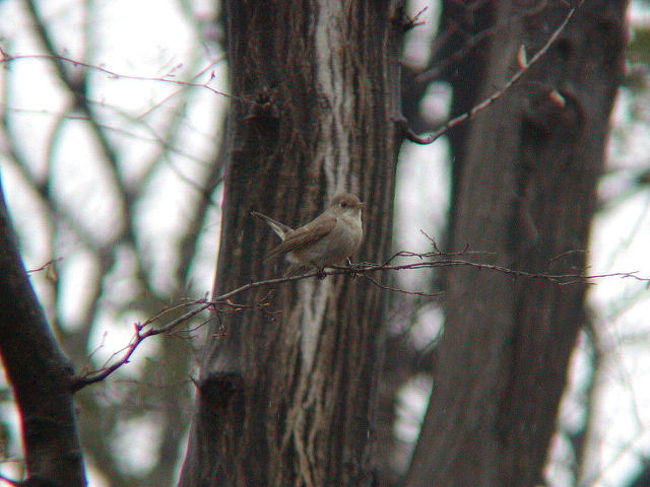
[403,0,441,68]
[420,81,452,125]
[56,246,101,330]
[409,303,444,350]
[111,414,165,476]
[393,138,450,292]
[392,374,434,474]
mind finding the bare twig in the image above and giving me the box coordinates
[71,299,213,391]
[0,52,240,102]
[26,258,61,274]
[360,274,443,298]
[341,256,647,286]
[136,55,228,118]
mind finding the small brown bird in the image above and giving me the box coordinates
[251,192,364,271]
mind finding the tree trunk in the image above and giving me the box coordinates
[178,2,403,486]
[406,1,628,486]
[0,179,86,486]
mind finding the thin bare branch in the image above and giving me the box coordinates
[136,55,229,119]
[71,299,214,391]
[401,0,583,145]
[0,52,239,102]
[0,104,214,165]
[360,273,443,298]
[71,250,649,391]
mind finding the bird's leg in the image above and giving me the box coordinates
[316,267,327,280]
[346,257,359,279]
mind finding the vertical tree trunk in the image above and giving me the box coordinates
[406,1,628,486]
[178,2,403,486]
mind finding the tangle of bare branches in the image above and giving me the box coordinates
[69,249,649,392]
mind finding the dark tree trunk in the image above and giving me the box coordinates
[434,0,495,234]
[406,1,628,486]
[0,179,86,486]
[178,2,403,486]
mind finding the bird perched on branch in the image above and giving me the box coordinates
[251,192,364,274]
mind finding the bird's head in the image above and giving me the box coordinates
[330,193,365,217]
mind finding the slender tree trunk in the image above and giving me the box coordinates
[178,2,403,486]
[0,179,87,486]
[406,1,628,486]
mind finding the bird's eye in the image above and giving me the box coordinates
[340,201,347,208]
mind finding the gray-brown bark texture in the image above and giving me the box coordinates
[406,1,628,487]
[0,179,86,486]
[178,2,403,486]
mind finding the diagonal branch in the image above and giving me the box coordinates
[71,299,213,391]
[400,0,583,145]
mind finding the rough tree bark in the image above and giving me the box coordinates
[406,1,628,486]
[178,2,403,486]
[0,178,86,486]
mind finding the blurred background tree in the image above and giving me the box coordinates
[0,0,648,486]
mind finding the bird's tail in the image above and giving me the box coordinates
[250,210,293,240]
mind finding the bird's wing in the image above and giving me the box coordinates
[267,212,337,259]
